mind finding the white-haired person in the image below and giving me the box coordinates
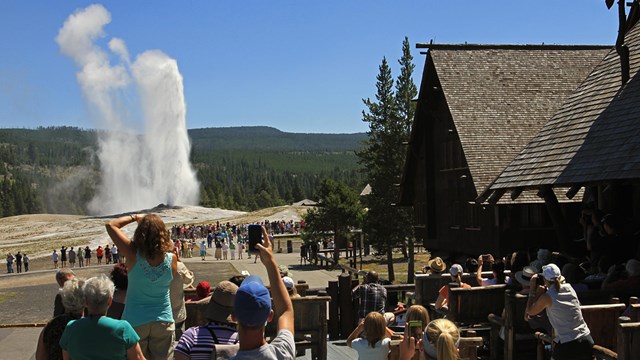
[106,213,177,359]
[36,277,85,360]
[525,263,592,360]
[59,275,145,359]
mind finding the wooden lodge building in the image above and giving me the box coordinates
[398,44,610,256]
[481,6,640,254]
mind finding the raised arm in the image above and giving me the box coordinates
[105,214,142,262]
[257,226,294,334]
[476,255,484,286]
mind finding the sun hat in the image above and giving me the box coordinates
[233,275,272,326]
[449,264,463,276]
[282,276,295,290]
[542,264,562,281]
[515,265,539,286]
[428,257,446,273]
[204,281,238,323]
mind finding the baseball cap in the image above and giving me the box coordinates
[282,276,295,290]
[196,281,211,298]
[450,264,463,276]
[233,275,272,326]
[542,264,561,281]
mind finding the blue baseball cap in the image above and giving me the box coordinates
[233,275,272,326]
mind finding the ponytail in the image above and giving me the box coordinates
[425,319,460,360]
[437,331,458,360]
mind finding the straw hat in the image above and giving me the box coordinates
[427,257,446,273]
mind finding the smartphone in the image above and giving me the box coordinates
[248,224,262,253]
[408,320,423,338]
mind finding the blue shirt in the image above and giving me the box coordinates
[123,252,174,327]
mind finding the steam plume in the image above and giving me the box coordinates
[56,4,200,214]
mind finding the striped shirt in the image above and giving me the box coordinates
[174,323,238,360]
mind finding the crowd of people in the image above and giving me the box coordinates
[5,219,306,274]
[49,244,122,270]
[36,215,298,360]
[19,206,640,359]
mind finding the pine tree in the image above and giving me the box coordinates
[396,37,418,134]
[358,45,416,282]
[395,37,418,282]
[359,57,399,281]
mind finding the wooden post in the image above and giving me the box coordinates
[618,316,631,360]
[327,280,339,340]
[408,239,415,284]
[539,186,572,252]
[339,273,355,338]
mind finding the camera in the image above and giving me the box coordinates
[247,224,262,253]
[536,275,545,287]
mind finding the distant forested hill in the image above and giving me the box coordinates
[0,126,366,216]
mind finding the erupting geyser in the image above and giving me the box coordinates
[56,4,200,214]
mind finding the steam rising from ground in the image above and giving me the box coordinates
[56,4,200,214]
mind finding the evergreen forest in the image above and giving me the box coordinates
[0,126,366,216]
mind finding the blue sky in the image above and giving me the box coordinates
[0,1,620,134]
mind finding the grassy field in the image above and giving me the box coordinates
[338,249,432,284]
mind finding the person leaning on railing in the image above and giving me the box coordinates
[525,263,593,360]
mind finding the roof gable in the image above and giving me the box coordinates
[429,46,609,194]
[489,24,640,191]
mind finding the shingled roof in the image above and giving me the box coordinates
[486,22,640,195]
[424,45,609,201]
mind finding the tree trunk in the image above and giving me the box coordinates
[333,224,340,264]
[400,242,408,258]
[386,244,395,282]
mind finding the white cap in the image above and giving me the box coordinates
[542,264,561,281]
[450,264,463,276]
[282,276,295,289]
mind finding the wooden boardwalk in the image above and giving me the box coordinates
[296,340,358,360]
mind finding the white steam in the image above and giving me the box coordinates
[56,4,200,214]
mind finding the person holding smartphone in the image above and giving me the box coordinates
[230,226,295,360]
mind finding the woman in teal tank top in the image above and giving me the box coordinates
[106,213,178,360]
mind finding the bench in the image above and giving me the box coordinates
[592,318,640,360]
[387,334,484,360]
[265,296,331,360]
[414,272,495,306]
[577,288,639,305]
[447,284,507,326]
[534,303,626,359]
[488,290,537,360]
[317,254,336,269]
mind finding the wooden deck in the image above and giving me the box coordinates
[296,340,357,359]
